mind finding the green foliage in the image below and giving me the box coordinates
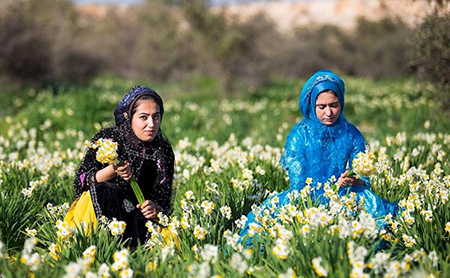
[0,0,99,85]
[409,7,450,109]
[0,166,41,250]
[0,0,423,96]
[179,1,280,93]
[349,17,412,78]
[0,77,449,277]
[281,17,412,80]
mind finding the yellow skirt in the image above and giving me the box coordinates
[64,191,179,249]
[64,191,98,234]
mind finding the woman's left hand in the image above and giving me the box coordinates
[338,170,364,187]
[137,200,158,220]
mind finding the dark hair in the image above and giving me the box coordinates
[128,94,164,123]
[130,95,161,118]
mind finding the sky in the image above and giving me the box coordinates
[71,0,307,6]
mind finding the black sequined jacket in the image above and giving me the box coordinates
[73,123,175,219]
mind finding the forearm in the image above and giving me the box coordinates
[93,165,116,183]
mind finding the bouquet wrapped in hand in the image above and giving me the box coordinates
[332,150,376,192]
[88,138,145,204]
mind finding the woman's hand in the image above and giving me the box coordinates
[338,170,364,187]
[137,200,158,220]
[114,161,132,181]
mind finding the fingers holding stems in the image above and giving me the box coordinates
[137,200,158,220]
[114,161,132,181]
[113,162,157,219]
[338,170,359,187]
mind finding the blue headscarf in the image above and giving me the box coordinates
[297,69,347,141]
[281,69,366,191]
[299,69,345,123]
[114,86,164,126]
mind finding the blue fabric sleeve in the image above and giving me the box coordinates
[281,124,307,191]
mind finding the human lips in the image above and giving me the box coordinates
[322,117,336,124]
[144,129,154,136]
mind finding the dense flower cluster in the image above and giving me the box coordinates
[107,218,127,236]
[111,249,133,277]
[56,220,75,243]
[87,138,119,166]
[351,150,377,177]
[0,82,449,277]
[20,237,41,272]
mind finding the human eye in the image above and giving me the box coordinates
[317,105,326,109]
[140,115,148,120]
[330,103,340,108]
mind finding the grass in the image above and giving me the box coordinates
[0,75,449,277]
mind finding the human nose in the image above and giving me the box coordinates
[147,117,154,128]
[325,106,332,116]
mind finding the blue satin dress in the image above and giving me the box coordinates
[239,70,398,237]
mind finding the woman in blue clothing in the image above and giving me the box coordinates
[239,69,397,237]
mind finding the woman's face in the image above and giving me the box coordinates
[315,91,341,126]
[131,99,161,142]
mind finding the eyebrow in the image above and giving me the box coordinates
[139,112,160,116]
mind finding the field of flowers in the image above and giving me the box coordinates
[0,76,449,277]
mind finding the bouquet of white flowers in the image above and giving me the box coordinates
[332,150,376,192]
[88,138,145,204]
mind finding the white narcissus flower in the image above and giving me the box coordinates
[235,215,248,229]
[119,268,133,278]
[278,267,296,278]
[229,253,248,275]
[0,240,5,259]
[312,257,328,277]
[108,219,126,236]
[193,225,207,240]
[445,222,450,234]
[402,234,416,248]
[85,272,98,278]
[272,239,289,260]
[63,262,81,278]
[248,223,262,237]
[200,200,215,215]
[200,244,219,263]
[83,245,97,263]
[97,263,111,277]
[220,205,232,219]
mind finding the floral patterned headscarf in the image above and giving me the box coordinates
[114,86,164,126]
[299,69,345,125]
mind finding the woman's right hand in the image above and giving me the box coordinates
[338,170,352,187]
[114,161,132,181]
[338,170,364,187]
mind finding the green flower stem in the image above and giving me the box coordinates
[117,159,145,205]
[346,169,355,178]
[332,169,356,193]
[129,177,145,205]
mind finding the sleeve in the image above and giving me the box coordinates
[73,129,113,198]
[152,143,175,216]
[348,125,371,188]
[280,124,307,191]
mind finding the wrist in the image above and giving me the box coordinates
[93,172,99,184]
